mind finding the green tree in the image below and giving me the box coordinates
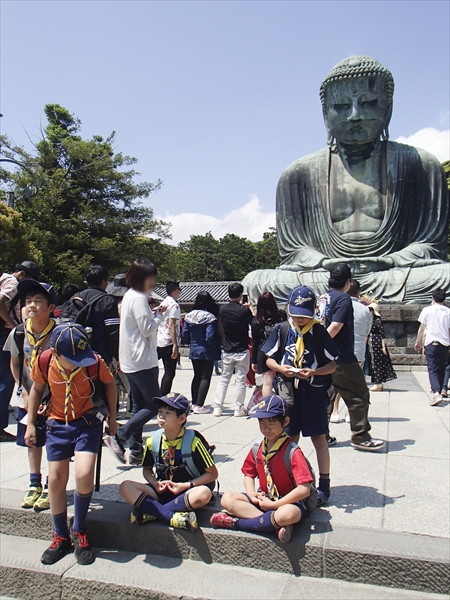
[0,203,34,271]
[0,104,167,288]
[253,227,280,270]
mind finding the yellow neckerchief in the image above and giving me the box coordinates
[25,318,55,368]
[54,356,82,425]
[161,427,185,477]
[261,432,288,500]
[290,317,319,368]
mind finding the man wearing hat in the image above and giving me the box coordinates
[0,260,40,442]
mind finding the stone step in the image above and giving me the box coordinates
[0,533,447,600]
[0,488,448,595]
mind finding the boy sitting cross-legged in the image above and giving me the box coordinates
[25,323,117,566]
[5,280,58,511]
[210,395,313,544]
[119,393,218,531]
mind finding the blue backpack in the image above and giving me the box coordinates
[151,428,212,480]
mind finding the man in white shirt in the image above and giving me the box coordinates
[157,280,181,395]
[415,289,450,406]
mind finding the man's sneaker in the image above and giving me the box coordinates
[326,435,337,447]
[213,406,222,417]
[41,533,72,565]
[128,453,143,466]
[193,405,210,414]
[130,509,157,525]
[441,389,448,398]
[34,489,50,512]
[104,434,126,463]
[430,392,443,406]
[71,528,95,565]
[317,490,330,507]
[210,512,238,530]
[169,511,198,531]
[234,407,248,417]
[351,439,386,452]
[0,430,17,442]
[277,525,293,544]
[21,486,42,509]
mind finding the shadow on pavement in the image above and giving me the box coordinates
[330,484,404,513]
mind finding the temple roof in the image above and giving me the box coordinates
[153,281,234,305]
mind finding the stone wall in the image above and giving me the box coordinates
[379,304,426,366]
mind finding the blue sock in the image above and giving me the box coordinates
[134,493,174,523]
[235,510,279,532]
[53,511,69,538]
[72,489,93,532]
[30,473,41,487]
[162,491,193,513]
[44,476,49,490]
[319,474,330,497]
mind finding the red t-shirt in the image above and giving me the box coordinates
[241,438,313,497]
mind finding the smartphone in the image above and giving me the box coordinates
[242,294,248,304]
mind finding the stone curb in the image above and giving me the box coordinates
[0,488,448,595]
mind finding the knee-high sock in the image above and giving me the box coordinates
[235,510,279,532]
[73,489,93,532]
[53,511,69,538]
[318,473,330,497]
[162,491,194,513]
[134,493,174,523]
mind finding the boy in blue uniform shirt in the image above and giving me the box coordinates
[210,395,313,543]
[119,393,218,531]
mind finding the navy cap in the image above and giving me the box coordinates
[51,323,97,367]
[287,286,316,318]
[248,394,289,419]
[153,392,190,414]
[18,280,58,307]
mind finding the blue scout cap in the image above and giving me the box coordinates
[248,394,289,419]
[287,286,316,318]
[153,392,190,414]
[51,323,97,367]
[18,280,58,307]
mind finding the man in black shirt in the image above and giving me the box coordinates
[318,264,385,452]
[214,283,253,417]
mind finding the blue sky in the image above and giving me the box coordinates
[1,0,449,242]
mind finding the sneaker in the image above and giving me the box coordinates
[345,413,351,423]
[21,485,42,509]
[369,384,384,392]
[169,511,198,531]
[104,434,126,463]
[130,509,157,525]
[210,512,238,529]
[330,414,341,423]
[0,430,16,442]
[214,370,221,376]
[193,405,210,414]
[71,528,95,565]
[34,489,50,512]
[234,407,248,417]
[351,439,386,452]
[41,533,72,565]
[430,392,443,406]
[326,435,337,447]
[277,525,293,544]
[317,490,330,507]
[441,389,448,398]
[213,406,222,417]
[128,454,143,466]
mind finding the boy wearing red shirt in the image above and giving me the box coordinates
[210,395,312,543]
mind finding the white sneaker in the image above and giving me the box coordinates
[213,406,222,417]
[234,407,248,417]
[345,413,350,423]
[193,405,210,414]
[330,414,341,423]
[430,392,443,406]
[369,384,383,392]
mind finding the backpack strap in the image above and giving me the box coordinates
[13,324,25,386]
[151,429,164,470]
[284,441,318,514]
[278,320,290,356]
[181,429,201,480]
[252,440,261,462]
[37,349,54,382]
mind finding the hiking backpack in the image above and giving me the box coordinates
[59,291,106,334]
[252,440,318,514]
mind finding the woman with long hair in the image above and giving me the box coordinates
[182,291,221,414]
[251,291,285,397]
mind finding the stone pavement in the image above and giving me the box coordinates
[1,358,449,540]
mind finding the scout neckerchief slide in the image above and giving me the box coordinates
[25,318,55,368]
[54,357,82,425]
[261,432,288,500]
[161,427,185,478]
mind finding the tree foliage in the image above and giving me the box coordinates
[0,203,33,271]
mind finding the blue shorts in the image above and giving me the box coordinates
[243,493,306,518]
[46,414,103,462]
[286,381,328,438]
[16,407,46,448]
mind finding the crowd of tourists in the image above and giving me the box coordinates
[0,258,448,567]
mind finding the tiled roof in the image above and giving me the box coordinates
[153,282,235,304]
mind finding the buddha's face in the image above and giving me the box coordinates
[324,77,391,145]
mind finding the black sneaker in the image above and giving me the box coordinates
[128,453,143,466]
[104,434,126,463]
[326,435,337,447]
[71,528,95,565]
[41,532,72,565]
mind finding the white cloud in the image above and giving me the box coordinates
[159,195,275,245]
[395,127,450,162]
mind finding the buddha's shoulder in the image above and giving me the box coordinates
[278,148,329,181]
[387,140,444,170]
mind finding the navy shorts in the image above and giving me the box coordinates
[16,407,46,448]
[243,493,306,518]
[286,382,328,438]
[46,414,103,462]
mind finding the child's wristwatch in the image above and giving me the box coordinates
[189,481,195,489]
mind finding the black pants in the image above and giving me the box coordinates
[425,342,449,393]
[158,345,177,396]
[191,359,214,407]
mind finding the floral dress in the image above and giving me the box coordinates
[369,317,397,385]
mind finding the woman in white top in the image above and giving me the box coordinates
[105,259,164,464]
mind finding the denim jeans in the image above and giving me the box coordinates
[214,350,250,411]
[0,334,15,432]
[118,367,160,457]
[425,342,449,393]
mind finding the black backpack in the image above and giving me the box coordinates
[59,291,106,331]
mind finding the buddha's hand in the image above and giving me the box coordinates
[323,257,394,273]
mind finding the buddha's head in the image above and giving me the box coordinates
[320,56,394,146]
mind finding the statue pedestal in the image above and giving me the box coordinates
[379,304,427,366]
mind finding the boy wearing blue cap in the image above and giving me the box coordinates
[262,286,338,505]
[210,395,313,543]
[119,392,218,531]
[5,280,58,511]
[25,323,117,566]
